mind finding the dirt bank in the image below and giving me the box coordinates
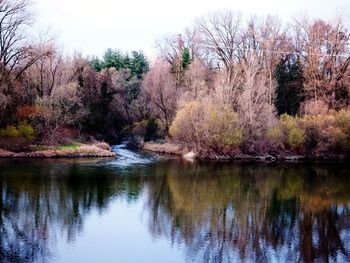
[142,142,186,156]
[0,142,116,158]
[141,142,346,161]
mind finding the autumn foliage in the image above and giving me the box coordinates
[265,111,350,156]
[170,99,242,157]
[1,0,350,158]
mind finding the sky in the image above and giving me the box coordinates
[34,0,350,58]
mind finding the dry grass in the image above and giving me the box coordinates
[142,142,186,156]
[0,142,116,158]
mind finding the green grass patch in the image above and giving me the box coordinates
[54,143,80,150]
[31,142,82,151]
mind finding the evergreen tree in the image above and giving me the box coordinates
[97,49,149,78]
[123,54,131,70]
[102,48,125,70]
[274,56,304,116]
[130,51,149,78]
[90,56,102,71]
[181,47,191,70]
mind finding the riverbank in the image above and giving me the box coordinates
[142,142,187,156]
[141,142,346,161]
[141,142,283,161]
[0,142,116,158]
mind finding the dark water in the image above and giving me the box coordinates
[0,145,350,263]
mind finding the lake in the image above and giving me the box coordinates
[0,145,349,263]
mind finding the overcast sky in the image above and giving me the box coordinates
[34,0,350,58]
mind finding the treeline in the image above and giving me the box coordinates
[1,0,350,157]
[0,0,149,149]
[150,11,350,157]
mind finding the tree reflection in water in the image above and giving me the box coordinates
[145,161,350,263]
[0,159,349,263]
[0,160,143,263]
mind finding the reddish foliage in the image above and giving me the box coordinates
[16,105,38,120]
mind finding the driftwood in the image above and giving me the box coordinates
[259,155,276,163]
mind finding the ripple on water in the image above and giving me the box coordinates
[105,144,158,168]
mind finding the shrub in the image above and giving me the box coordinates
[287,128,305,148]
[280,115,305,149]
[267,114,305,152]
[335,110,350,151]
[300,114,344,154]
[0,122,36,151]
[0,125,20,138]
[170,99,242,157]
[17,122,36,141]
[132,118,160,141]
[145,118,158,141]
[16,105,39,120]
[132,120,147,138]
[266,126,283,142]
[169,100,199,145]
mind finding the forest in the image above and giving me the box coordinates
[1,0,350,158]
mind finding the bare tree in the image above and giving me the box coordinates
[34,82,88,144]
[155,35,180,66]
[142,60,177,133]
[245,16,287,108]
[196,11,242,83]
[23,44,63,98]
[0,0,31,72]
[292,16,350,109]
[58,52,89,85]
[0,0,54,119]
[181,58,210,100]
[0,0,51,80]
[155,29,201,66]
[237,55,274,138]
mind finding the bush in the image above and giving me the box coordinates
[300,113,344,154]
[132,118,160,142]
[280,115,305,149]
[145,118,158,141]
[267,114,305,152]
[269,112,350,154]
[266,126,283,142]
[17,122,36,141]
[0,125,20,138]
[0,122,36,151]
[288,127,305,148]
[132,120,147,138]
[170,99,242,157]
[16,105,39,120]
[30,83,88,145]
[335,110,350,150]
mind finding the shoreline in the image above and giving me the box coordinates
[141,142,187,156]
[0,142,116,159]
[141,142,347,162]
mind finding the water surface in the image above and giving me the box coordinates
[0,145,349,263]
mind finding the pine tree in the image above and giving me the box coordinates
[275,56,304,116]
[181,47,191,70]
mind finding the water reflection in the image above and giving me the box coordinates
[0,159,143,262]
[0,158,349,263]
[145,161,350,263]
